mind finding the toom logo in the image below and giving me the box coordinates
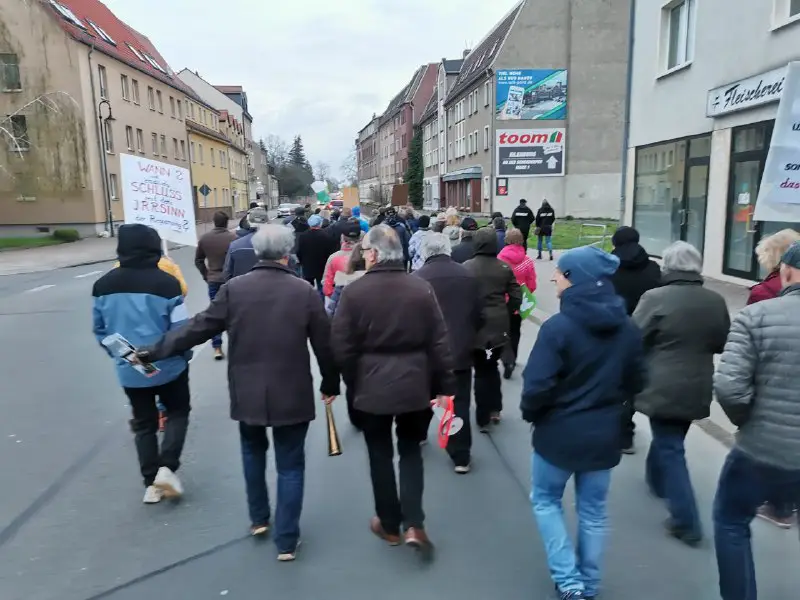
[498,130,564,145]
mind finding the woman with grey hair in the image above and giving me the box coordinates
[632,241,730,546]
[138,223,340,561]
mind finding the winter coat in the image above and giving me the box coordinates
[147,261,340,427]
[330,262,456,415]
[415,254,483,371]
[451,234,476,264]
[224,231,258,280]
[535,205,556,236]
[386,217,411,264]
[632,271,730,421]
[747,270,782,305]
[113,256,188,297]
[93,224,191,389]
[495,229,506,253]
[322,241,357,297]
[297,227,335,282]
[610,242,662,315]
[408,228,430,271]
[463,228,522,349]
[327,270,366,317]
[714,284,800,470]
[497,243,537,292]
[195,227,237,284]
[511,204,535,234]
[521,280,646,473]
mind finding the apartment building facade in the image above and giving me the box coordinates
[356,115,380,204]
[419,93,440,209]
[441,0,630,218]
[623,0,800,284]
[0,0,198,235]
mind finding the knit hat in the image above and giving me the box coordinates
[308,215,323,228]
[418,215,431,229]
[781,241,800,269]
[460,217,478,231]
[611,226,640,247]
[557,246,620,286]
[341,220,362,241]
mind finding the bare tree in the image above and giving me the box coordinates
[341,143,357,186]
[263,134,289,167]
[314,160,330,182]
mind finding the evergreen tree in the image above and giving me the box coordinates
[405,126,424,209]
[289,135,308,168]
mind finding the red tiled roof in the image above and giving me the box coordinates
[44,0,196,97]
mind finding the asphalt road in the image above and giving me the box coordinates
[0,248,798,600]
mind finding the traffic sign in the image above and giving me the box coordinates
[199,184,211,197]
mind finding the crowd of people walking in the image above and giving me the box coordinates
[90,200,800,599]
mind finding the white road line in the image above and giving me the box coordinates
[75,270,103,279]
[24,285,55,293]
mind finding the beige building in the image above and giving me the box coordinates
[0,0,204,236]
[218,110,249,213]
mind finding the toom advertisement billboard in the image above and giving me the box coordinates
[496,69,568,121]
[496,129,565,177]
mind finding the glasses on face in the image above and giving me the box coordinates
[361,246,372,256]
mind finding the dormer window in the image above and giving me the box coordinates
[49,0,86,30]
[126,43,146,62]
[87,20,116,45]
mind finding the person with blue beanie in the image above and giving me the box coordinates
[521,245,646,600]
[351,206,370,233]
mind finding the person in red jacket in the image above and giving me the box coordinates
[498,228,537,379]
[747,228,800,529]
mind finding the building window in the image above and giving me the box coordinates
[156,90,163,113]
[120,74,129,100]
[125,125,134,150]
[151,132,158,155]
[131,79,140,104]
[199,143,204,164]
[190,141,196,163]
[484,125,490,150]
[148,86,155,110]
[173,138,179,159]
[0,53,21,91]
[103,119,114,153]
[136,128,144,153]
[109,173,119,200]
[484,81,490,107]
[98,64,108,99]
[180,140,186,160]
[160,135,167,157]
[211,148,215,167]
[7,115,29,151]
[402,133,407,148]
[663,0,695,70]
[87,19,116,45]
[169,96,175,118]
[214,188,218,205]
[190,102,195,120]
[793,0,800,16]
[220,149,226,167]
[177,100,183,120]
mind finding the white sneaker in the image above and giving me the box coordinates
[153,467,183,498]
[143,485,164,504]
[454,465,471,474]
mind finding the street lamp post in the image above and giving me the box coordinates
[98,99,116,237]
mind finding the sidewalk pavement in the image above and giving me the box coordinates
[0,222,222,277]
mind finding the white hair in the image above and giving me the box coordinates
[364,224,404,263]
[420,232,451,263]
[252,224,296,261]
[662,241,703,274]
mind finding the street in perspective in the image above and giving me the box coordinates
[1,1,800,600]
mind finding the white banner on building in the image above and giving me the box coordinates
[754,62,800,223]
[119,153,198,246]
[496,129,565,177]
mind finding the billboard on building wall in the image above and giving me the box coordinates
[495,69,568,121]
[496,129,566,177]
[120,153,197,246]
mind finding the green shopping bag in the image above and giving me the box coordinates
[520,284,537,320]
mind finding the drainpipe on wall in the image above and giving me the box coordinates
[88,43,113,236]
[618,0,636,225]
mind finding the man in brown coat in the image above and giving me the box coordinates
[194,211,236,360]
[139,224,339,562]
[331,224,455,557]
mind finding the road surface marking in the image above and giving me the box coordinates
[24,285,55,293]
[75,270,103,279]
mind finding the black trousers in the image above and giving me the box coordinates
[502,312,523,368]
[124,369,191,487]
[446,370,473,467]
[344,380,361,429]
[473,348,503,426]
[358,408,433,534]
[621,397,636,448]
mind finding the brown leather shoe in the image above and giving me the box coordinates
[404,527,434,560]
[370,517,401,546]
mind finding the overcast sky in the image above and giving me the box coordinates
[102,0,515,177]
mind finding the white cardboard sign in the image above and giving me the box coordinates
[119,153,197,246]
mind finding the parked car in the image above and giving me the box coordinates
[326,200,344,211]
[277,203,301,219]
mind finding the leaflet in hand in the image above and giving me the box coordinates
[101,333,160,378]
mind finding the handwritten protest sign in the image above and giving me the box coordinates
[119,153,197,246]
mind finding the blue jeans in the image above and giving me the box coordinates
[239,422,309,552]
[714,449,800,600]
[537,235,553,254]
[646,418,701,537]
[531,452,611,597]
[207,282,223,349]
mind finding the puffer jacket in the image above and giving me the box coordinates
[714,284,800,470]
[497,243,537,292]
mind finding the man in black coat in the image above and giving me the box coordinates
[511,199,535,251]
[297,214,336,295]
[535,199,556,260]
[609,226,661,454]
[415,232,483,473]
[451,217,479,264]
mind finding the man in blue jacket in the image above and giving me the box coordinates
[92,224,192,504]
[521,246,646,600]
[224,207,270,280]
[351,206,370,233]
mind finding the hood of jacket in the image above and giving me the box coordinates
[560,280,628,334]
[334,269,366,287]
[473,228,498,255]
[612,242,651,269]
[117,224,161,268]
[497,243,526,266]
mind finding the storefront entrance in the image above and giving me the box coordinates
[723,121,797,280]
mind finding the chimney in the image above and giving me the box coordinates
[463,48,470,58]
